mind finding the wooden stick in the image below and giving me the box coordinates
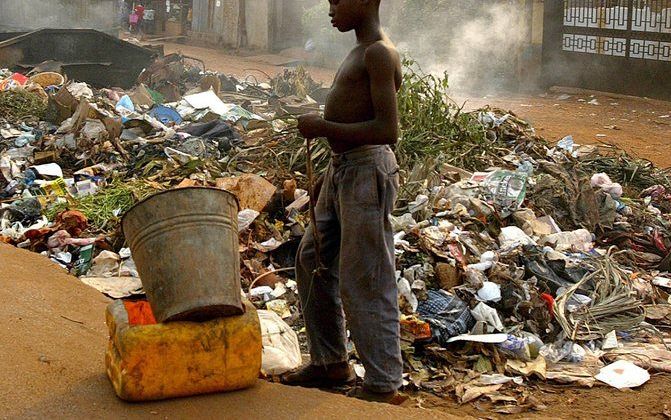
[305,137,325,277]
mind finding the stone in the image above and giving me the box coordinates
[435,262,461,290]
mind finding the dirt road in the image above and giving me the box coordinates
[0,243,454,419]
[460,92,671,168]
[156,41,671,169]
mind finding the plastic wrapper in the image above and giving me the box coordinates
[417,290,475,346]
[86,250,120,277]
[499,226,536,249]
[590,173,623,199]
[397,277,418,314]
[120,257,139,278]
[497,332,544,361]
[477,281,502,303]
[541,229,593,252]
[539,340,585,364]
[390,213,417,233]
[471,302,504,332]
[259,309,302,375]
[480,170,528,217]
[238,209,260,232]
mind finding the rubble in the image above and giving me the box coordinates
[0,54,670,413]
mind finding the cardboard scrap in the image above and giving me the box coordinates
[545,360,603,388]
[80,276,143,299]
[506,356,547,380]
[459,384,503,404]
[216,174,276,212]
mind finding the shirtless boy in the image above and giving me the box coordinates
[282,0,404,403]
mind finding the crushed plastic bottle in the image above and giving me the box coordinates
[497,332,544,361]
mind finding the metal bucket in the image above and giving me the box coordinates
[122,187,242,323]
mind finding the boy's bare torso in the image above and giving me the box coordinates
[324,38,402,154]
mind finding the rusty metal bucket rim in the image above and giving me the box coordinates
[121,186,240,238]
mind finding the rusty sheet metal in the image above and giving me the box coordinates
[0,29,156,88]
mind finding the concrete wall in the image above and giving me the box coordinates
[221,0,241,46]
[245,0,270,49]
[190,0,305,51]
[0,0,117,32]
[271,0,305,50]
[191,0,241,47]
[191,0,209,32]
[520,0,545,90]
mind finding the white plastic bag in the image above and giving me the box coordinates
[86,250,121,277]
[499,226,536,249]
[590,173,623,199]
[471,302,504,332]
[397,277,418,313]
[596,360,650,389]
[477,282,502,303]
[238,209,260,232]
[541,229,593,252]
[258,310,302,375]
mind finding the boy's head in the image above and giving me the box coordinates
[328,0,381,32]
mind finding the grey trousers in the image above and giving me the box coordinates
[295,145,403,393]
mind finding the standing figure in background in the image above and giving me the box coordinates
[129,10,139,33]
[134,3,146,34]
[143,7,155,35]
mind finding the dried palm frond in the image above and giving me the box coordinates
[555,250,646,341]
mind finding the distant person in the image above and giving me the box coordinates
[134,3,145,33]
[281,0,404,405]
[129,11,139,33]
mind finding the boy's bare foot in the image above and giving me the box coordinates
[347,386,408,405]
[280,362,355,389]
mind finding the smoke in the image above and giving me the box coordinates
[0,0,119,32]
[394,3,528,92]
[303,1,530,94]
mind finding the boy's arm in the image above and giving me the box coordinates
[298,44,399,144]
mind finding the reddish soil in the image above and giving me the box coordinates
[0,243,454,419]
[406,376,671,419]
[155,41,671,169]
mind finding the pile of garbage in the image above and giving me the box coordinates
[1,53,670,412]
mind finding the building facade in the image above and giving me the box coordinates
[189,0,304,50]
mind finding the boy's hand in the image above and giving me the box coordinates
[297,114,324,139]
